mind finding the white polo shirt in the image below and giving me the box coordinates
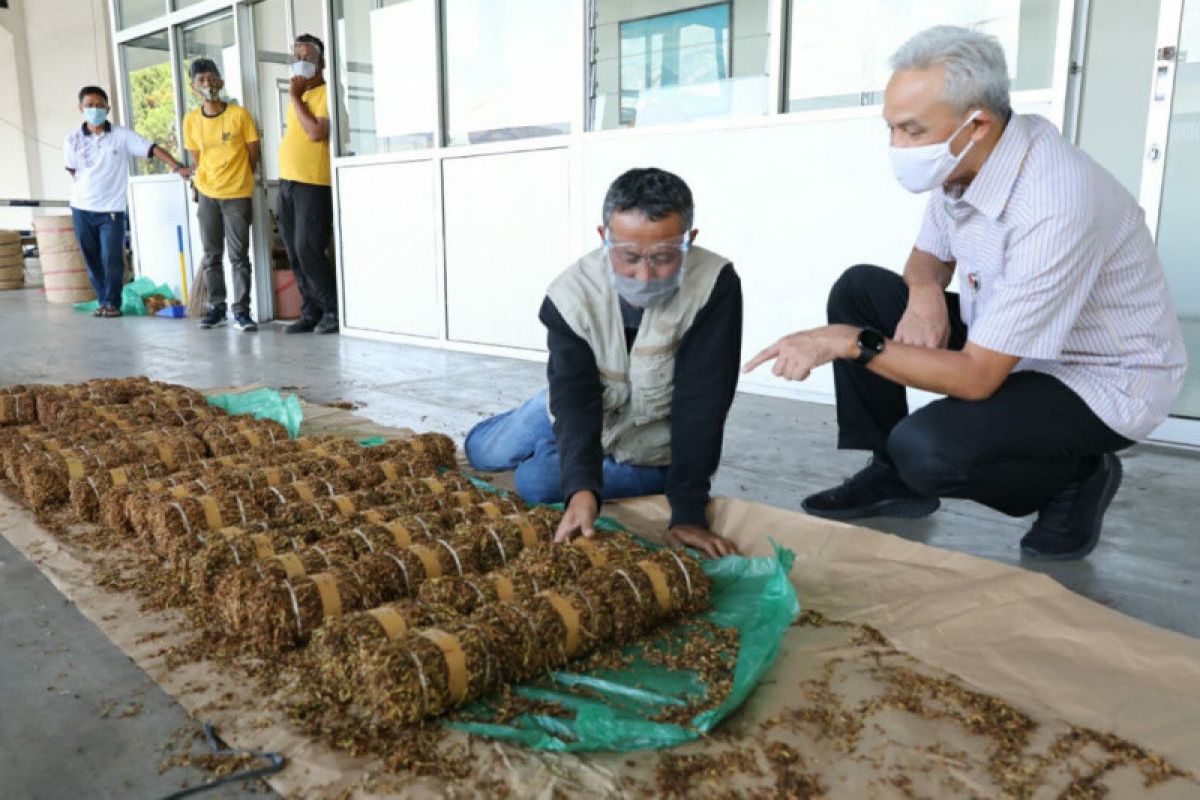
[915,113,1187,440]
[63,122,154,213]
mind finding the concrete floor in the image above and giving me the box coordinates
[1,288,1198,797]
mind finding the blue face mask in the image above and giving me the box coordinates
[83,107,108,127]
[608,267,684,308]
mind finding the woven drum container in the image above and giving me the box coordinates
[34,217,93,303]
[0,230,23,290]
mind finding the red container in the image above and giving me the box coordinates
[272,269,302,320]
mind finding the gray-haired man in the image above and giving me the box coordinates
[745,26,1186,560]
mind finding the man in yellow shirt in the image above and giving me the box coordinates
[278,34,338,335]
[183,58,261,332]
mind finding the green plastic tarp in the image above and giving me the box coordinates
[205,388,303,439]
[73,276,176,316]
[449,537,799,751]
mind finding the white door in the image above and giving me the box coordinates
[1074,0,1200,445]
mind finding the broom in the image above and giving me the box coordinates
[185,181,209,318]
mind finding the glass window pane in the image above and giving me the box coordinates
[122,31,176,176]
[786,0,1061,113]
[255,0,292,181]
[173,0,209,9]
[179,13,240,113]
[118,0,167,30]
[333,0,438,156]
[444,0,573,146]
[592,1,771,130]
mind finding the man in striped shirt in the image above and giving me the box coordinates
[744,26,1186,560]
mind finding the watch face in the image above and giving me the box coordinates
[860,328,885,354]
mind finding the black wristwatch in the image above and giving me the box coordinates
[855,327,886,365]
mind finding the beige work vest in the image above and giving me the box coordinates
[546,245,728,466]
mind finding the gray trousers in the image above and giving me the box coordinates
[197,193,253,314]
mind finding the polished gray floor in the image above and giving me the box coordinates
[1,288,1197,796]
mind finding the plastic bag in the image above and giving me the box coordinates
[74,276,176,316]
[449,539,799,751]
[205,388,303,439]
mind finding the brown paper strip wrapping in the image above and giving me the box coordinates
[368,607,408,640]
[410,544,442,579]
[263,468,283,487]
[198,496,224,530]
[423,478,445,496]
[636,560,672,613]
[512,516,539,547]
[109,468,129,487]
[66,458,84,481]
[409,438,426,455]
[155,443,176,469]
[169,485,191,499]
[421,628,468,703]
[380,463,399,483]
[295,483,315,503]
[243,430,262,449]
[572,538,606,567]
[385,521,412,548]
[542,592,582,657]
[277,553,306,580]
[332,496,355,516]
[362,510,384,524]
[310,573,342,619]
[491,575,515,603]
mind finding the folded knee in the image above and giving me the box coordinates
[887,422,963,497]
[513,464,562,505]
[827,264,886,324]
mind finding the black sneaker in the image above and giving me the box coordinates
[233,312,258,332]
[315,314,340,335]
[285,318,318,334]
[1020,453,1122,561]
[199,307,227,329]
[802,456,940,520]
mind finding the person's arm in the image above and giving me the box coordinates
[895,193,958,349]
[540,297,606,542]
[246,140,261,175]
[149,145,191,179]
[664,265,742,557]
[289,78,330,142]
[745,203,1104,402]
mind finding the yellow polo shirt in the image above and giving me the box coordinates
[279,83,331,187]
[183,103,259,199]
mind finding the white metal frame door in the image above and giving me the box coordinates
[1139,0,1199,447]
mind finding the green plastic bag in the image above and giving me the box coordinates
[448,540,799,751]
[205,388,303,439]
[74,276,176,316]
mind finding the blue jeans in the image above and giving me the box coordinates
[465,388,667,504]
[72,208,126,309]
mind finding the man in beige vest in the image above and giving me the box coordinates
[465,168,743,558]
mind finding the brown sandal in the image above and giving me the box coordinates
[93,306,107,317]
[100,306,123,318]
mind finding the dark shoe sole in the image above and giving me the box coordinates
[1021,454,1122,561]
[235,324,258,332]
[285,325,317,335]
[199,320,227,329]
[802,495,941,521]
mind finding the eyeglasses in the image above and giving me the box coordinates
[604,230,689,275]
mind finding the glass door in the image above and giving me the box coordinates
[1147,1,1200,422]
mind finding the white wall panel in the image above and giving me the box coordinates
[443,148,571,349]
[338,160,440,337]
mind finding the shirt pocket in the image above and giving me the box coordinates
[630,349,676,424]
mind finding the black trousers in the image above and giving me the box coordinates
[277,179,337,321]
[827,264,1132,517]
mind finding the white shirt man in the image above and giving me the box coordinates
[744,26,1185,561]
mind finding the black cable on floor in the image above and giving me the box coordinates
[158,722,285,800]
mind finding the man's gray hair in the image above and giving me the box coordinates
[890,26,1011,120]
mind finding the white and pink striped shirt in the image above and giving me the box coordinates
[915,113,1187,440]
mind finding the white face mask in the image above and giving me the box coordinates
[888,110,981,193]
[291,60,317,80]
